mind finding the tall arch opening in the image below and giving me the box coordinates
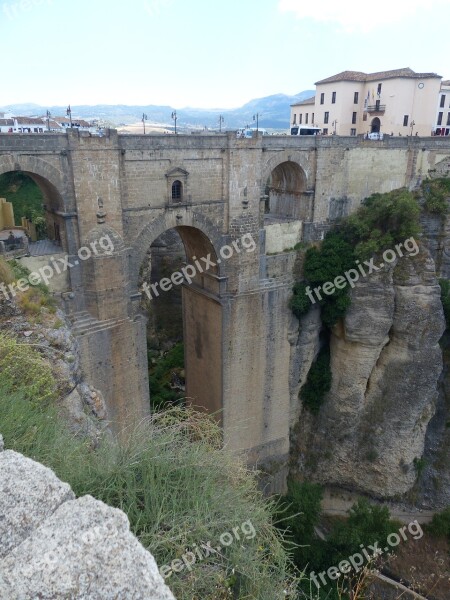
[371,117,381,133]
[0,170,68,250]
[139,225,223,420]
[265,161,312,221]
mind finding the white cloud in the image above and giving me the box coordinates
[279,0,447,32]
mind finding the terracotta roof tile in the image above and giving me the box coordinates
[315,68,441,85]
[15,116,45,125]
[291,96,316,107]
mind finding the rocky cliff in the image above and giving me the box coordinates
[290,239,448,504]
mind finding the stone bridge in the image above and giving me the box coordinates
[1,130,449,489]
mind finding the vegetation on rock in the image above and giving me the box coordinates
[0,172,46,237]
[0,337,298,599]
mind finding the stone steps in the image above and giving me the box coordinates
[70,311,128,336]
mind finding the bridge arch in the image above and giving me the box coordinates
[131,210,225,421]
[263,158,313,221]
[130,209,225,291]
[0,155,74,252]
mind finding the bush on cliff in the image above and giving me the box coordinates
[0,339,299,600]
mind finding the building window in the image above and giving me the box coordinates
[440,94,446,108]
[447,113,450,126]
[323,128,328,135]
[299,114,302,124]
[354,92,359,104]
[350,128,357,136]
[375,100,381,111]
[293,114,296,124]
[352,112,357,124]
[320,93,325,105]
[312,112,314,124]
[324,111,329,124]
[171,180,183,201]
[377,83,382,95]
[403,115,409,127]
[437,112,443,126]
[332,91,336,104]
[305,113,309,124]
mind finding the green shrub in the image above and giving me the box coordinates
[427,507,450,540]
[422,178,450,215]
[149,342,185,410]
[276,479,325,570]
[0,171,45,228]
[341,187,421,260]
[439,279,450,330]
[326,498,397,568]
[301,344,332,414]
[0,334,57,404]
[290,282,313,320]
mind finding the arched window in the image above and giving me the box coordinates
[172,180,183,201]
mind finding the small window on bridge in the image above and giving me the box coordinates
[172,180,183,201]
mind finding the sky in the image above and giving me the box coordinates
[1,0,449,109]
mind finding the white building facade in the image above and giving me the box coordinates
[291,68,443,137]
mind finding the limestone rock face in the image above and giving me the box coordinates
[0,450,74,559]
[293,249,445,498]
[0,446,176,600]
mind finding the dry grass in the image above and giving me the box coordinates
[0,257,14,285]
[384,531,450,599]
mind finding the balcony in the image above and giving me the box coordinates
[366,104,386,113]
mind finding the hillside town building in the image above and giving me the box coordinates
[291,68,445,136]
[0,115,95,133]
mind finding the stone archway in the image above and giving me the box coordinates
[265,160,311,221]
[132,214,225,421]
[371,117,381,133]
[0,155,75,254]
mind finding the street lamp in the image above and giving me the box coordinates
[410,120,416,136]
[219,115,224,132]
[253,112,261,132]
[171,110,177,134]
[66,105,73,128]
[46,110,51,132]
[142,113,148,135]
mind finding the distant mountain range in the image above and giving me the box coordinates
[0,90,315,130]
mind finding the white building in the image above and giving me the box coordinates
[435,80,450,136]
[291,68,443,137]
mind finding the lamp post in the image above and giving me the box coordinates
[171,110,177,134]
[142,113,147,135]
[410,120,416,137]
[253,112,260,133]
[46,110,51,132]
[219,115,224,132]
[66,105,73,128]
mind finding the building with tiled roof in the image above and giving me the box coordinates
[291,67,444,137]
[53,116,92,130]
